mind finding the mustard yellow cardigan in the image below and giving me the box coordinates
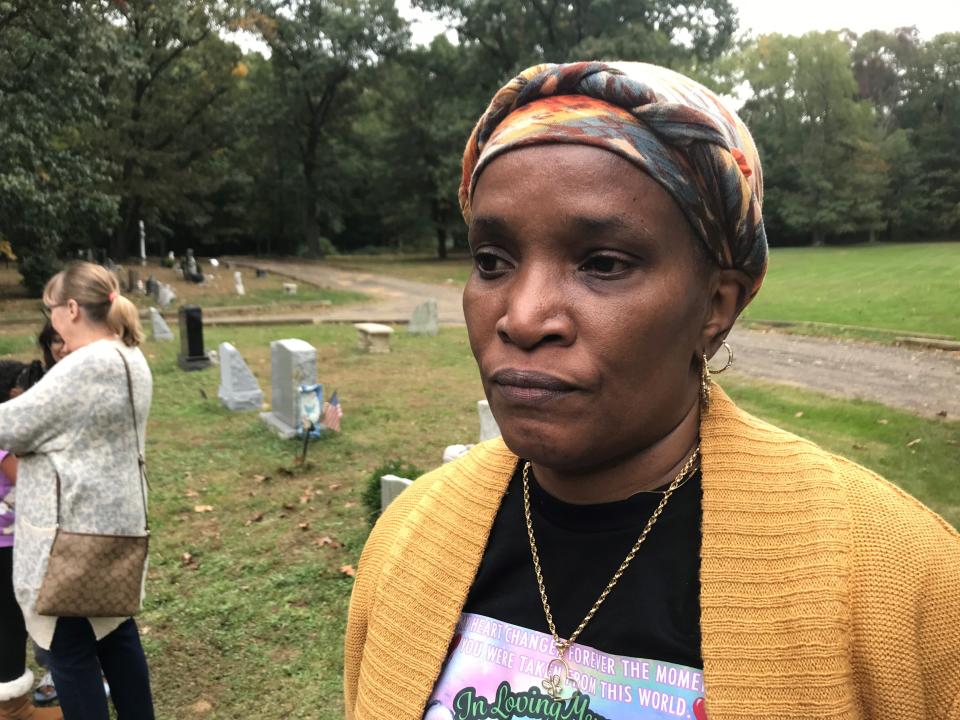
[344,388,960,719]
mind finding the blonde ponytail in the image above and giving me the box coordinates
[43,261,145,347]
[107,294,144,347]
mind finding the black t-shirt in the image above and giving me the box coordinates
[463,462,703,668]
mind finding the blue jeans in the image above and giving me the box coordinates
[49,617,154,720]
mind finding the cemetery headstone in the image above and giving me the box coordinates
[380,474,413,512]
[478,400,501,442]
[354,322,394,354]
[145,276,159,301]
[185,249,198,277]
[259,338,317,439]
[149,308,174,342]
[282,282,297,295]
[255,268,267,278]
[157,283,175,308]
[217,342,264,411]
[407,298,439,336]
[177,305,211,371]
[234,271,245,296]
[126,268,140,294]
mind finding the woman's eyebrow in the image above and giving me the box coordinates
[469,215,515,239]
[568,214,653,242]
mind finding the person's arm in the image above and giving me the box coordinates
[0,356,78,456]
[0,453,17,484]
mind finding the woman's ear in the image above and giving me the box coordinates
[700,268,751,358]
[66,298,81,322]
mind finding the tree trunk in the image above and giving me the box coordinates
[432,199,447,260]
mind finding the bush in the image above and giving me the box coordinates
[17,241,62,297]
[361,459,423,527]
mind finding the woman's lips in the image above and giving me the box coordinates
[490,369,578,404]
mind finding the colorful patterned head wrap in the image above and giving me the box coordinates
[460,61,768,298]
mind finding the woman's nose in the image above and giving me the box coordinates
[494,267,575,350]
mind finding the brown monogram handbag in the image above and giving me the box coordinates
[35,350,150,618]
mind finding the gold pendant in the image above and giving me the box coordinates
[542,656,570,700]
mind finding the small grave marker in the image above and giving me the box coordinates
[354,322,394,354]
[217,342,264,411]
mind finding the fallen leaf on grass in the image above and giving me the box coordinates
[245,512,264,526]
[877,418,889,425]
[193,505,214,513]
[852,443,866,450]
[180,553,198,569]
[299,489,313,504]
[253,474,270,483]
[343,501,357,509]
[283,502,296,511]
[906,438,921,448]
[328,483,341,491]
[298,522,310,531]
[794,411,804,418]
[315,535,343,549]
[340,564,356,577]
[184,489,200,498]
[936,410,948,418]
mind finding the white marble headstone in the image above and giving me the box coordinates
[380,474,413,512]
[218,342,263,412]
[149,308,174,341]
[234,271,245,296]
[259,338,317,438]
[478,400,501,442]
[157,283,176,309]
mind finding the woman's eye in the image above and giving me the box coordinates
[473,252,510,276]
[580,254,631,276]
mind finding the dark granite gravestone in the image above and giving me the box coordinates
[127,268,139,293]
[177,305,211,371]
[145,276,159,300]
[255,268,267,278]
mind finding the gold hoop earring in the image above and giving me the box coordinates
[706,341,733,374]
[700,354,711,410]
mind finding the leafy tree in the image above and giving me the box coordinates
[739,32,887,244]
[100,0,244,259]
[246,0,408,256]
[412,0,738,81]
[0,1,119,294]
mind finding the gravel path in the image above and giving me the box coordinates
[232,258,960,420]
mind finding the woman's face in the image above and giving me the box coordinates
[463,144,714,471]
[49,332,68,362]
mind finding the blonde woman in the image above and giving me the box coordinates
[0,262,154,720]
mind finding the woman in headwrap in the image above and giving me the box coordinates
[344,62,960,720]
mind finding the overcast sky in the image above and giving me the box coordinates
[398,0,960,46]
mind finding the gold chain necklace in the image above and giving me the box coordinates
[522,446,701,700]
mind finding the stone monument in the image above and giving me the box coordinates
[217,342,263,411]
[407,299,439,336]
[259,338,317,439]
[157,283,175,309]
[177,305,211,371]
[233,271,245,296]
[380,474,413,512]
[478,400,501,441]
[149,308,174,341]
[354,323,394,354]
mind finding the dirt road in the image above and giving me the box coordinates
[232,258,960,419]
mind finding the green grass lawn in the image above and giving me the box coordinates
[741,242,960,339]
[2,322,957,718]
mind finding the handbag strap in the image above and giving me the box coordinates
[54,350,150,533]
[116,348,150,534]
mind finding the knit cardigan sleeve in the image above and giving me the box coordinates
[344,467,443,720]
[838,455,960,717]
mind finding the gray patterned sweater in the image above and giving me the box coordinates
[0,338,152,648]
